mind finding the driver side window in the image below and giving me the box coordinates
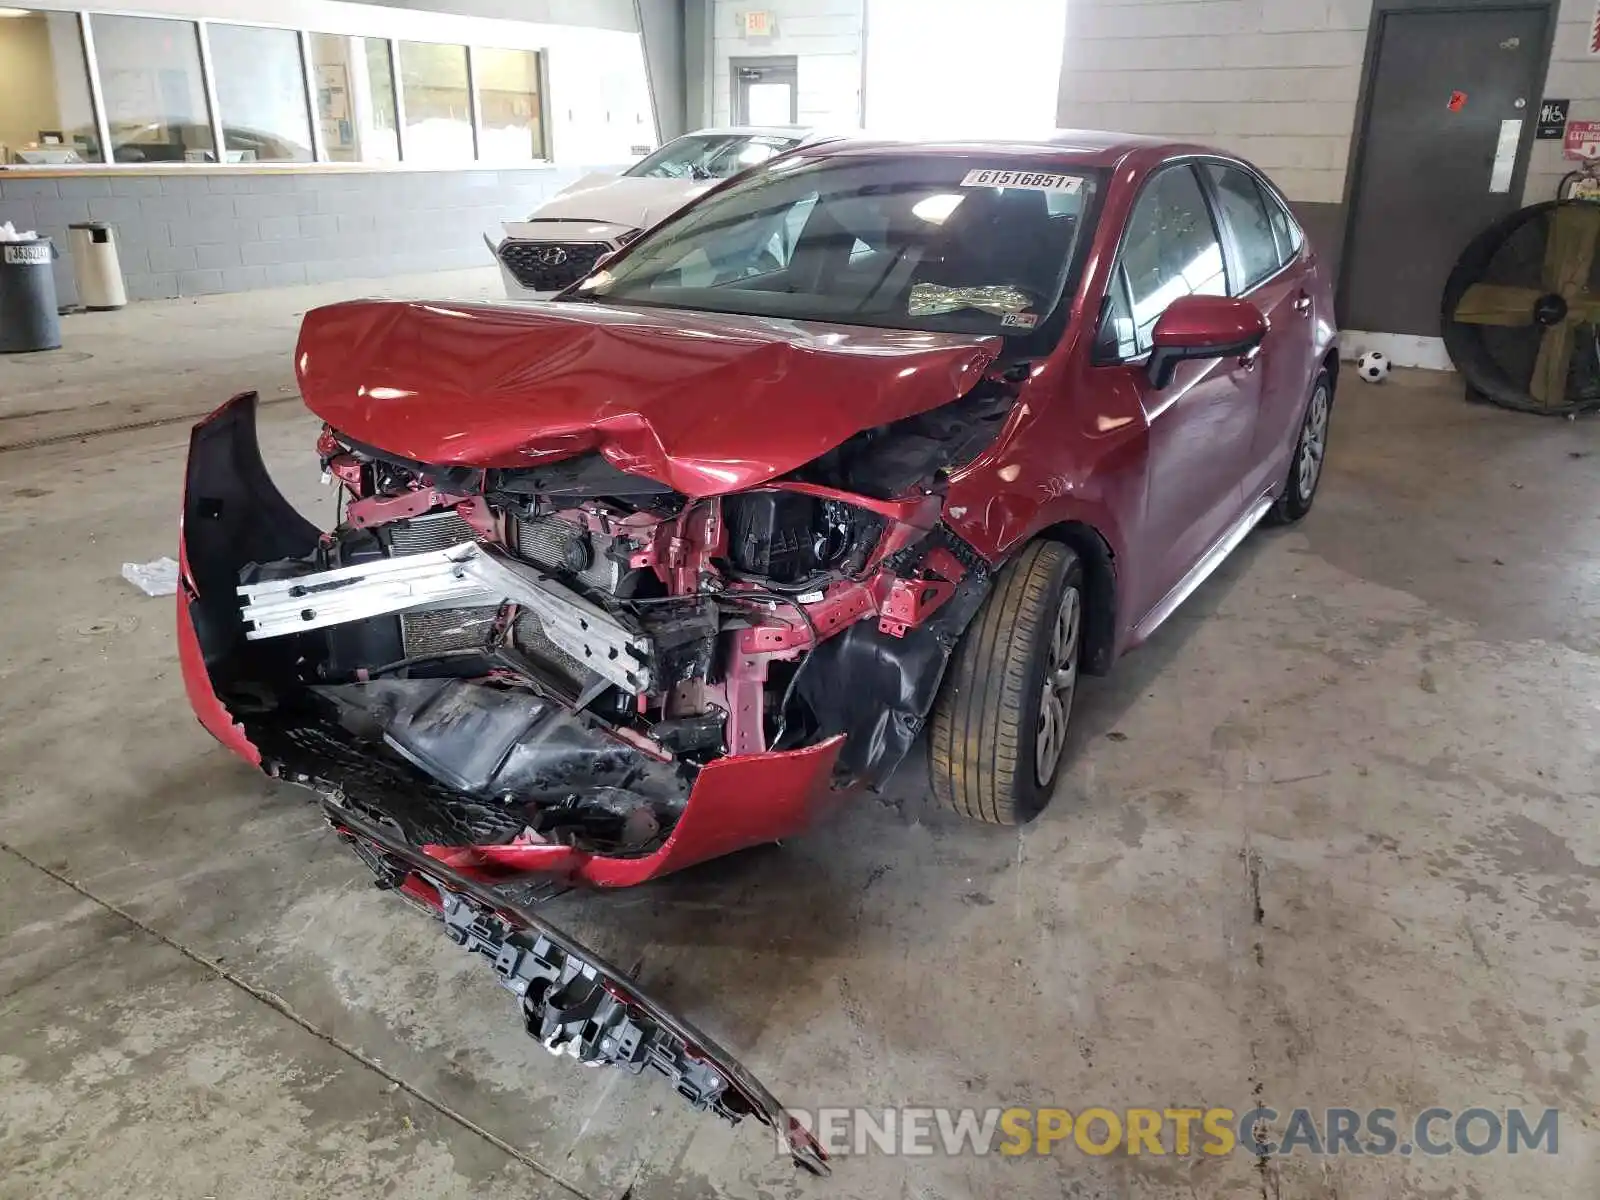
[1097,164,1228,361]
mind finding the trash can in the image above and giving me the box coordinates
[0,236,61,354]
[68,221,127,310]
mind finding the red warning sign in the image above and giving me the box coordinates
[1448,91,1468,113]
[1565,119,1600,160]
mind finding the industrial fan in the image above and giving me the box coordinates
[1442,200,1600,415]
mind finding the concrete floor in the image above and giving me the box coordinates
[1,272,1598,1199]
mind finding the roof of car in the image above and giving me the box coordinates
[685,125,816,139]
[792,129,1207,169]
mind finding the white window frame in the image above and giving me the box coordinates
[6,0,564,171]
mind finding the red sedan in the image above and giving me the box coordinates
[178,133,1336,1157]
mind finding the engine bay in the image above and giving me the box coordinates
[206,407,1000,861]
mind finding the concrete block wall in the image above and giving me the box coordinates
[0,167,586,307]
[711,0,864,128]
[1057,0,1372,271]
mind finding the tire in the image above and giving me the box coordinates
[1268,368,1334,525]
[929,540,1084,825]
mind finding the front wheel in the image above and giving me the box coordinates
[929,541,1084,825]
[1269,368,1334,525]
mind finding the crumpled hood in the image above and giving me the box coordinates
[294,299,1003,496]
[515,172,715,232]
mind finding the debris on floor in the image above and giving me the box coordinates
[121,556,179,597]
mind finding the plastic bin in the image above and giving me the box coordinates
[0,236,61,354]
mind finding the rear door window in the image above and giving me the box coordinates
[1204,163,1283,293]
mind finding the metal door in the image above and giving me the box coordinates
[731,57,798,126]
[1341,5,1551,335]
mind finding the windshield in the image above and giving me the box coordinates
[623,132,804,181]
[576,155,1101,340]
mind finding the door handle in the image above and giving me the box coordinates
[1293,292,1313,316]
[1239,345,1262,371]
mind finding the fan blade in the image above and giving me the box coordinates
[1452,283,1540,326]
[1531,321,1575,408]
[1568,293,1600,326]
[1543,203,1600,296]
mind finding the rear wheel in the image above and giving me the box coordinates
[929,541,1083,825]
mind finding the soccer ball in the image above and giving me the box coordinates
[1357,351,1390,383]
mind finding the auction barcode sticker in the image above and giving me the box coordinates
[961,169,1083,193]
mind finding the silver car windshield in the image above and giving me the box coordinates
[622,133,804,181]
[577,155,1101,340]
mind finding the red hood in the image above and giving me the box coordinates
[293,299,1002,496]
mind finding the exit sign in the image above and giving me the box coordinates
[743,10,773,37]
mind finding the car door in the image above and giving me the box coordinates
[1200,161,1315,499]
[1096,162,1263,621]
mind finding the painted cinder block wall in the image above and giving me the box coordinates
[1056,0,1600,282]
[0,167,587,308]
[711,0,865,128]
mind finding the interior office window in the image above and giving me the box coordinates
[474,47,543,160]
[310,33,399,163]
[208,24,313,162]
[91,15,213,163]
[0,10,102,163]
[1119,166,1227,355]
[1204,164,1281,293]
[398,41,473,162]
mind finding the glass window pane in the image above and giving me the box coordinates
[1121,165,1227,354]
[310,34,399,163]
[92,15,214,163]
[1203,164,1280,293]
[209,24,313,163]
[398,41,472,162]
[0,10,103,164]
[475,47,543,160]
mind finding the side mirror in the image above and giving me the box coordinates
[1147,295,1268,389]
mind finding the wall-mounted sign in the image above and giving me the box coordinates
[1565,119,1600,160]
[1537,99,1570,139]
[743,10,773,37]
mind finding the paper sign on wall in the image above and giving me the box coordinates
[1565,119,1600,160]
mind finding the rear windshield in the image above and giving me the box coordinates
[576,154,1101,343]
[622,133,804,181]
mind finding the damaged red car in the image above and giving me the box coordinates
[178,134,1337,1166]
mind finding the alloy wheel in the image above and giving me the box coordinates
[1034,584,1082,786]
[1298,383,1330,502]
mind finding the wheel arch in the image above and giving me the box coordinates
[1035,521,1117,676]
[1321,348,1340,388]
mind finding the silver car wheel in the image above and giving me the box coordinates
[1298,383,1331,502]
[1034,584,1082,787]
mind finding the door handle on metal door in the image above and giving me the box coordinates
[1293,292,1313,316]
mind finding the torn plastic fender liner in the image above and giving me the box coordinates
[799,540,994,786]
[329,801,829,1176]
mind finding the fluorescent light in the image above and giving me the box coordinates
[0,7,36,15]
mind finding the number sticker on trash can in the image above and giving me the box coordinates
[3,243,50,266]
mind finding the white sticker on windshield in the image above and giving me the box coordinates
[960,169,1084,193]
